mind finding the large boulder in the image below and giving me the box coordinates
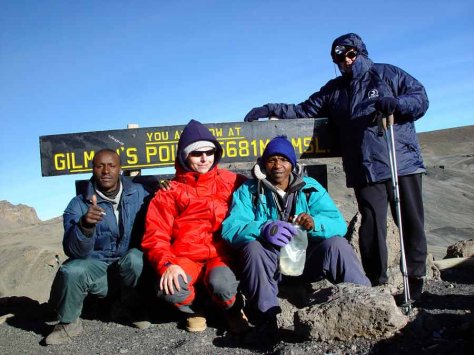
[278,280,408,341]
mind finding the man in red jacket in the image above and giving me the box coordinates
[142,119,249,334]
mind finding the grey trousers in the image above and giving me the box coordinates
[48,248,144,323]
[239,237,371,314]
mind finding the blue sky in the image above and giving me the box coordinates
[1,0,473,221]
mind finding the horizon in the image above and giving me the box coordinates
[1,0,473,220]
[5,123,472,221]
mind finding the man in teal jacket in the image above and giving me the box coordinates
[222,136,369,345]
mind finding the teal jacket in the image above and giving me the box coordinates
[221,175,347,247]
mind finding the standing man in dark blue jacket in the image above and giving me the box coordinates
[243,33,428,300]
[45,149,150,345]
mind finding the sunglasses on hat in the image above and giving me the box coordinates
[188,149,216,158]
[333,45,358,62]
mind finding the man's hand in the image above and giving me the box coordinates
[159,264,188,295]
[377,113,395,133]
[244,106,270,122]
[158,179,171,191]
[262,220,297,247]
[82,194,105,226]
[292,213,314,231]
[374,97,399,116]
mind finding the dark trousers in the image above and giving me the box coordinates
[354,173,427,285]
[239,237,370,314]
[49,248,145,323]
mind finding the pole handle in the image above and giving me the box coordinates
[377,113,395,133]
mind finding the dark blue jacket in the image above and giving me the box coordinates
[266,33,429,187]
[62,176,149,262]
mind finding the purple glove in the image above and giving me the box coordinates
[262,221,297,247]
[244,106,270,122]
[374,97,399,115]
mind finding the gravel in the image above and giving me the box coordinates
[1,268,473,355]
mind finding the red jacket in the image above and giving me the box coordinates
[142,165,246,275]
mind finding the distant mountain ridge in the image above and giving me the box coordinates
[0,200,41,229]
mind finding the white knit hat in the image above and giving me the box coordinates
[183,140,216,159]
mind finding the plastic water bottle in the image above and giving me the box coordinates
[279,221,308,276]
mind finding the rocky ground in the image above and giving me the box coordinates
[0,266,473,355]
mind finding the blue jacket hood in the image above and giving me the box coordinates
[331,33,373,79]
[176,119,223,171]
[331,33,369,58]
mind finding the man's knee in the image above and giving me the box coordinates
[320,236,350,251]
[118,248,143,273]
[57,259,91,284]
[241,240,267,261]
[207,266,238,305]
[158,275,192,306]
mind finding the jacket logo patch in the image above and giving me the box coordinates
[368,89,379,99]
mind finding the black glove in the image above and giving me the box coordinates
[374,97,399,115]
[244,106,269,122]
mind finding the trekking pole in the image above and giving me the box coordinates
[381,114,412,315]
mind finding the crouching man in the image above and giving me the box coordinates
[222,136,370,346]
[45,149,150,345]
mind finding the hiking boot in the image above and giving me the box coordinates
[44,319,83,345]
[186,313,207,332]
[408,276,424,302]
[110,301,151,329]
[244,315,278,347]
[225,308,250,335]
[131,315,152,330]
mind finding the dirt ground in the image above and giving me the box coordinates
[0,267,472,355]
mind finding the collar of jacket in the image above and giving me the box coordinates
[174,164,220,186]
[350,55,374,80]
[84,175,137,201]
[251,162,306,196]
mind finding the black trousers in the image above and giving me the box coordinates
[354,173,427,285]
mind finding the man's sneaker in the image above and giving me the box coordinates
[186,313,207,332]
[44,319,83,345]
[225,308,250,335]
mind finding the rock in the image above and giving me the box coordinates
[345,212,440,286]
[293,282,408,341]
[346,212,403,286]
[426,254,442,281]
[0,246,64,302]
[346,212,401,270]
[445,239,474,258]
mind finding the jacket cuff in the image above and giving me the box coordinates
[158,261,173,275]
[78,218,95,238]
